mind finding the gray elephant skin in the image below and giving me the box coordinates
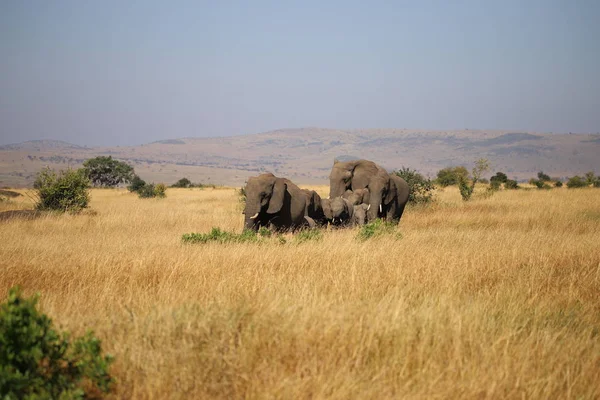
[381,174,410,222]
[243,173,315,231]
[329,159,395,222]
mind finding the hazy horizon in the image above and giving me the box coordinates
[2,1,599,146]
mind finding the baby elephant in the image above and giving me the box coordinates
[342,188,370,206]
[352,203,370,226]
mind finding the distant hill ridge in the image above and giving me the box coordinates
[1,128,599,187]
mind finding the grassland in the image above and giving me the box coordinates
[1,186,599,399]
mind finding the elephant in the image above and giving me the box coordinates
[342,188,370,206]
[243,173,315,232]
[329,159,394,222]
[302,189,326,226]
[352,203,370,226]
[381,174,410,223]
[321,197,354,227]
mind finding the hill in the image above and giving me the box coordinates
[1,129,599,187]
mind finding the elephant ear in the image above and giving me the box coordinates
[384,176,396,205]
[267,178,286,213]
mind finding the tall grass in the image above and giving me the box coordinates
[1,186,599,399]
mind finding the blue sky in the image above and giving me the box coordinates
[1,0,599,146]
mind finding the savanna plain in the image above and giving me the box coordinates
[1,186,599,399]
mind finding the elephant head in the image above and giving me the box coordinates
[321,197,354,226]
[329,159,391,222]
[302,189,326,225]
[352,203,370,226]
[342,188,370,206]
[243,173,287,231]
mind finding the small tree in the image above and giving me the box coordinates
[458,158,489,201]
[567,176,588,188]
[537,171,551,181]
[171,177,192,188]
[393,167,435,204]
[137,183,167,198]
[555,180,563,188]
[0,287,114,398]
[505,179,519,189]
[82,156,134,187]
[436,166,469,187]
[584,172,596,186]
[490,172,508,184]
[127,175,146,193]
[33,167,90,213]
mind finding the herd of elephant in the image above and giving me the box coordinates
[243,159,410,232]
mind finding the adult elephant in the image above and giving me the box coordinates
[329,159,393,223]
[243,173,315,232]
[382,174,410,223]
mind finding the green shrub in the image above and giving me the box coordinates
[436,166,469,187]
[356,219,399,241]
[566,176,588,188]
[555,180,563,188]
[295,228,323,243]
[594,179,600,188]
[171,177,192,188]
[182,228,260,244]
[490,172,508,184]
[137,183,166,198]
[489,180,501,191]
[458,175,474,201]
[393,167,435,204]
[584,172,596,186]
[154,183,167,198]
[127,175,146,193]
[0,287,114,399]
[537,171,551,181]
[33,167,90,213]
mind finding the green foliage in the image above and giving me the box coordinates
[537,171,551,181]
[127,175,146,193]
[257,227,272,237]
[82,156,134,187]
[393,167,435,204]
[137,183,167,199]
[584,172,596,186]
[594,179,600,188]
[489,179,501,191]
[505,179,519,189]
[154,183,167,198]
[566,176,588,188]
[356,219,400,241]
[555,180,563,188]
[436,166,469,187]
[171,177,192,188]
[0,287,114,399]
[295,229,323,243]
[182,228,260,244]
[458,175,474,201]
[490,172,508,184]
[529,179,551,189]
[458,159,490,201]
[33,167,90,213]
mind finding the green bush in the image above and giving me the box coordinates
[458,175,474,201]
[356,219,400,241]
[505,179,519,189]
[171,177,192,188]
[566,176,588,188]
[0,287,114,399]
[33,167,90,213]
[182,228,260,244]
[137,183,166,199]
[127,175,146,193]
[555,180,563,188]
[489,180,501,191]
[436,166,469,187]
[393,167,435,204]
[490,172,508,184]
[295,228,323,243]
[537,171,551,181]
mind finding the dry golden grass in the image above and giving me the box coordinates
[1,186,599,399]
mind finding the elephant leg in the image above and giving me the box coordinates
[304,215,316,228]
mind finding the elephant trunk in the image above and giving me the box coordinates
[243,200,262,231]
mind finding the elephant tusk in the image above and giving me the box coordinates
[332,218,336,223]
[249,212,259,219]
[367,204,371,211]
[379,204,382,213]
